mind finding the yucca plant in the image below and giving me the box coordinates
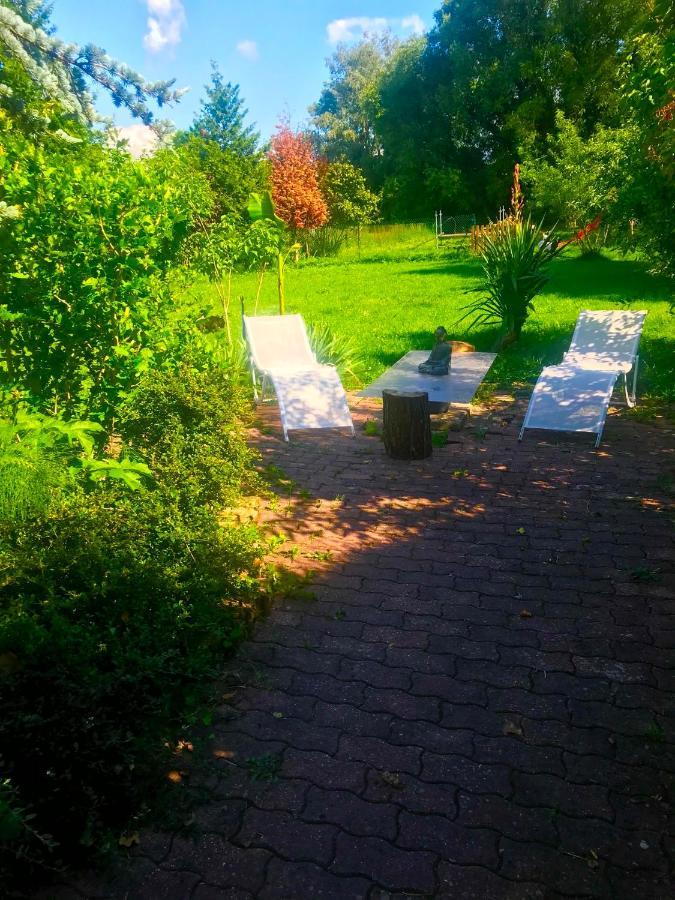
[462,216,560,349]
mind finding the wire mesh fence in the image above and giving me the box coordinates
[434,212,477,239]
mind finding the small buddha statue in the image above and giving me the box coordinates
[418,326,452,376]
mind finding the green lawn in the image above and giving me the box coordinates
[186,224,674,401]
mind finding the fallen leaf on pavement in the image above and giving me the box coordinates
[503,720,524,737]
[119,832,140,847]
[381,771,403,789]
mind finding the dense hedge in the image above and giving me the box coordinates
[0,365,265,879]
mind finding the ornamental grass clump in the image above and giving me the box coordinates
[462,165,560,349]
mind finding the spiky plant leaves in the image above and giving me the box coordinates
[461,216,560,348]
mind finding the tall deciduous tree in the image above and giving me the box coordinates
[310,34,396,183]
[268,123,328,231]
[187,62,260,156]
[309,0,644,218]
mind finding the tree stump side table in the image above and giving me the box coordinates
[382,389,432,460]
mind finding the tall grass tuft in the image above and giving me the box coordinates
[303,227,348,258]
[306,322,364,388]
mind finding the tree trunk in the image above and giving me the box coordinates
[494,328,519,351]
[382,390,432,460]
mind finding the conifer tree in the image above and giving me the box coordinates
[0,0,185,126]
[189,62,260,155]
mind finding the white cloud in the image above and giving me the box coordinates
[327,14,426,44]
[402,14,425,36]
[236,39,259,62]
[143,0,186,53]
[109,124,160,158]
[327,17,388,44]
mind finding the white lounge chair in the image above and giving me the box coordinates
[243,313,354,442]
[519,309,647,448]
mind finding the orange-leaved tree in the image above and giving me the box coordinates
[268,123,328,232]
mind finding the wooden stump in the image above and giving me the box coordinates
[382,390,432,460]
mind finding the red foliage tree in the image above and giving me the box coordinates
[268,123,328,230]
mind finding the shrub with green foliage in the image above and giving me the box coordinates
[306,321,364,386]
[0,7,271,888]
[0,364,265,880]
[521,112,634,230]
[320,160,379,227]
[303,226,348,258]
[0,130,213,422]
[118,360,260,511]
[174,135,269,224]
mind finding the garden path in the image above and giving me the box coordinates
[54,396,674,899]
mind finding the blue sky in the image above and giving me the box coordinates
[51,1,439,140]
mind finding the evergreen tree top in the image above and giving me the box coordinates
[189,62,260,156]
[0,0,186,126]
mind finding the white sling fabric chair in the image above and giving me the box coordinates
[243,313,354,442]
[520,309,647,448]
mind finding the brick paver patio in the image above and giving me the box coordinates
[53,396,673,898]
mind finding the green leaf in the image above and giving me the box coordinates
[247,191,285,228]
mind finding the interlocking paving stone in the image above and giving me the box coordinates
[164,834,272,893]
[437,863,552,898]
[301,785,399,839]
[338,733,422,775]
[397,810,499,866]
[512,772,614,821]
[499,837,607,897]
[330,832,437,893]
[259,859,370,899]
[457,791,559,846]
[60,397,674,898]
[362,685,441,721]
[193,884,255,899]
[236,807,338,866]
[126,868,201,900]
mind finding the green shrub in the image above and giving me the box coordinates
[577,226,610,260]
[118,360,260,511]
[0,364,265,880]
[0,130,214,422]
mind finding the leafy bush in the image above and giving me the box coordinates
[521,112,633,230]
[462,217,560,348]
[319,161,379,227]
[0,131,213,422]
[0,404,152,522]
[173,135,269,224]
[119,360,260,511]
[0,364,265,880]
